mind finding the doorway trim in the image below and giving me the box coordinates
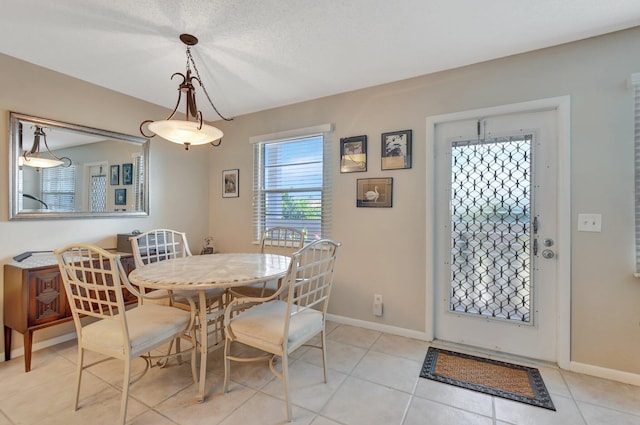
[425,96,571,369]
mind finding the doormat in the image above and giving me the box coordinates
[419,347,555,410]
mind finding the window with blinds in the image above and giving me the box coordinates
[253,133,331,242]
[134,154,145,211]
[633,72,640,275]
[41,165,76,211]
[18,167,23,210]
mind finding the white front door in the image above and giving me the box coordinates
[87,164,107,212]
[433,108,559,361]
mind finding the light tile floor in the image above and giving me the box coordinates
[1,321,640,424]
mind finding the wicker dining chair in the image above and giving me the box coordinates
[228,226,305,300]
[55,243,196,425]
[223,239,341,421]
[130,229,226,348]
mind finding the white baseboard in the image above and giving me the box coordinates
[2,332,77,362]
[570,361,640,386]
[326,313,430,341]
[327,314,640,387]
[5,320,639,388]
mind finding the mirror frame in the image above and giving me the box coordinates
[9,112,150,220]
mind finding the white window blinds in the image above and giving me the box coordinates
[633,72,640,275]
[18,167,23,210]
[252,130,332,242]
[134,154,145,211]
[41,165,76,211]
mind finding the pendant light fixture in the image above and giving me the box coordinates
[140,34,233,150]
[21,125,71,169]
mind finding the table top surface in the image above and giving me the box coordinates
[128,253,291,290]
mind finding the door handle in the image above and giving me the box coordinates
[542,249,555,259]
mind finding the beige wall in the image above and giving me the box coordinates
[209,27,640,375]
[0,54,210,350]
[2,27,640,376]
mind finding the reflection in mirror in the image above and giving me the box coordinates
[9,112,150,219]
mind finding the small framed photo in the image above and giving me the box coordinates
[115,188,126,205]
[222,169,239,198]
[110,164,120,185]
[381,129,412,170]
[340,135,367,173]
[357,178,393,208]
[122,163,133,185]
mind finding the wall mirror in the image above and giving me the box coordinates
[9,112,150,220]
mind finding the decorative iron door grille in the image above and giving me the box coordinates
[449,135,532,322]
[90,174,107,212]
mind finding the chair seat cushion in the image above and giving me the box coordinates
[228,300,322,353]
[81,304,191,356]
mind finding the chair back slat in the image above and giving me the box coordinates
[285,239,340,317]
[56,245,127,322]
[260,227,305,256]
[130,229,192,268]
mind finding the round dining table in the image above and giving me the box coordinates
[128,252,291,402]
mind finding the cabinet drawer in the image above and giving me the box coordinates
[27,269,68,326]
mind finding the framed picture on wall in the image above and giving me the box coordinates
[122,163,133,185]
[115,188,126,205]
[110,164,120,185]
[381,129,412,170]
[222,169,239,198]
[340,135,367,173]
[356,178,393,207]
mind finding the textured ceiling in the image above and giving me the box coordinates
[1,0,639,120]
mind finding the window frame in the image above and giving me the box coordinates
[251,124,333,243]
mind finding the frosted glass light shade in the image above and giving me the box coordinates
[20,155,63,168]
[147,120,223,146]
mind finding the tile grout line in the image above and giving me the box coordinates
[309,326,376,419]
[399,374,421,425]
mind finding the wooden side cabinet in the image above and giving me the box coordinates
[3,252,135,372]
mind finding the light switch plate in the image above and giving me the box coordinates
[577,213,602,232]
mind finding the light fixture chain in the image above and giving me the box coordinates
[186,48,233,122]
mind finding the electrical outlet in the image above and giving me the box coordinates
[373,294,383,316]
[577,213,602,232]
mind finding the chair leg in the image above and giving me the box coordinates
[158,339,175,367]
[188,328,197,383]
[282,352,292,421]
[120,359,132,425]
[73,346,84,411]
[175,337,182,365]
[190,338,197,384]
[222,337,231,393]
[320,329,328,383]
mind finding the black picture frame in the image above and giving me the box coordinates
[122,163,133,185]
[357,178,393,208]
[381,129,412,170]
[115,188,126,205]
[110,164,120,185]
[340,135,367,173]
[222,169,239,198]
